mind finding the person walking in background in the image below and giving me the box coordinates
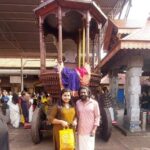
[1,90,9,105]
[48,88,76,150]
[102,87,117,124]
[0,103,9,150]
[0,90,10,124]
[32,93,37,111]
[9,93,20,128]
[28,93,34,123]
[76,86,100,150]
[19,91,31,128]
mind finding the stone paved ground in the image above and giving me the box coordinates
[9,126,150,150]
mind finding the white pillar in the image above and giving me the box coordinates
[109,71,119,103]
[109,70,118,120]
[124,56,143,132]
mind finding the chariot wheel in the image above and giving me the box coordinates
[100,108,112,141]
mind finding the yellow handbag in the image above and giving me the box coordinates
[20,114,25,124]
[59,128,75,150]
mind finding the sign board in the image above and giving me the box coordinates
[10,76,21,84]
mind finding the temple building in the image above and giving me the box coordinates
[1,0,150,133]
[100,17,150,132]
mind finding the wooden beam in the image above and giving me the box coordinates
[57,6,63,63]
[0,4,37,7]
[85,11,91,63]
[39,16,46,70]
[0,52,58,58]
[0,20,36,23]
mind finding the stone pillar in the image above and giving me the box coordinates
[109,70,118,120]
[124,56,143,132]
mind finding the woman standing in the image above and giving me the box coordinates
[9,93,20,128]
[48,89,76,150]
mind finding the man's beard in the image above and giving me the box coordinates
[80,95,88,101]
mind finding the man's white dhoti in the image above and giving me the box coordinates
[77,135,95,150]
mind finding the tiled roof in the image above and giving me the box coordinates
[100,19,150,68]
[121,40,150,49]
[112,19,143,34]
[122,20,150,41]
[112,19,144,29]
[119,20,150,49]
[118,28,140,34]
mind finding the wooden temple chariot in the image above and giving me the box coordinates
[34,0,107,100]
[31,0,112,144]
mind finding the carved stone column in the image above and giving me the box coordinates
[124,56,143,132]
[109,70,118,120]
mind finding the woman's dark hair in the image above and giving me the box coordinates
[61,88,71,96]
[12,93,19,104]
[21,91,26,96]
[102,86,108,93]
[59,88,74,107]
[78,86,91,97]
